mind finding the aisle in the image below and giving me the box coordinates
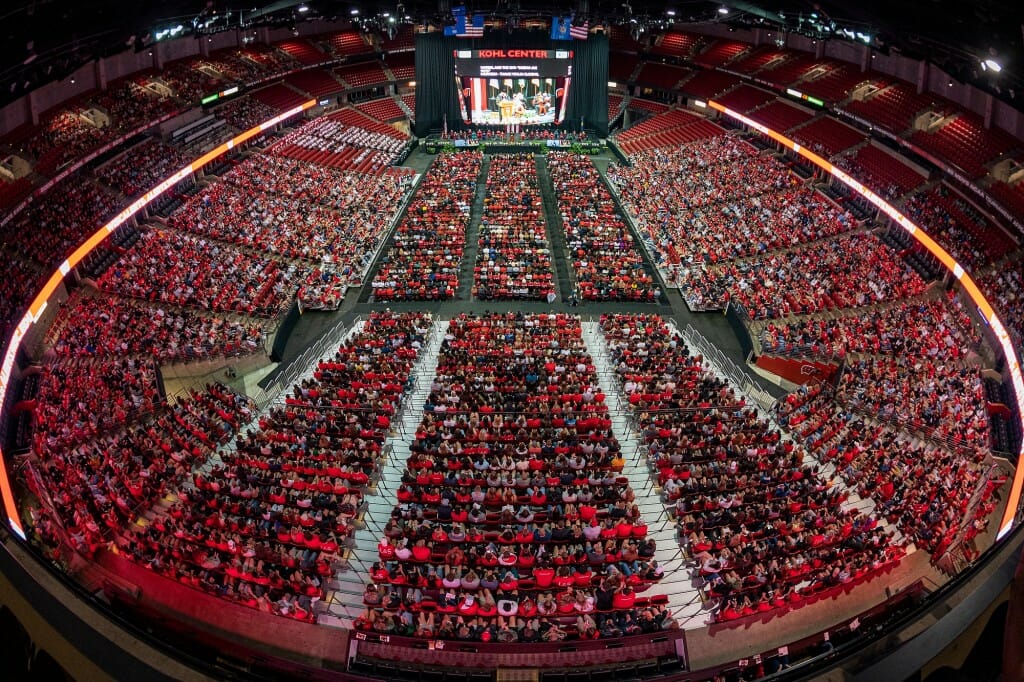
[321,319,449,626]
[582,320,711,629]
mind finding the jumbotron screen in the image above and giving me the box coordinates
[454,49,572,126]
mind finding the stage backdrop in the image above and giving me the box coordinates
[414,30,609,137]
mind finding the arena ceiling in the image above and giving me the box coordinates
[1,0,1022,102]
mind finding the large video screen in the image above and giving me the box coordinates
[454,49,572,126]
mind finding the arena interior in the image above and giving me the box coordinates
[1,1,1024,681]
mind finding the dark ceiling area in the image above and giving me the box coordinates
[1,1,1023,105]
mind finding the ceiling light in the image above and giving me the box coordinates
[983,59,1002,73]
[718,7,729,14]
[297,4,309,12]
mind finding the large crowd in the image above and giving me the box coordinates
[1,29,1021,652]
[217,97,281,131]
[677,231,929,316]
[171,153,410,270]
[49,292,265,361]
[361,313,672,642]
[116,312,427,619]
[32,357,163,452]
[96,138,188,199]
[0,255,44,347]
[776,385,999,558]
[22,110,113,175]
[440,128,590,144]
[29,382,254,559]
[836,355,990,449]
[98,228,301,318]
[757,291,978,360]
[7,172,120,268]
[599,314,904,621]
[372,151,483,300]
[548,152,656,301]
[474,154,555,301]
[978,261,1024,349]
[607,135,857,267]
[903,185,1014,270]
[94,79,180,133]
[271,113,409,172]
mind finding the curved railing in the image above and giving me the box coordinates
[707,99,1024,540]
[0,100,316,538]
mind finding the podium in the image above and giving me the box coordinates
[498,100,515,121]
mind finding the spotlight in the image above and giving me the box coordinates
[718,7,729,14]
[297,4,309,12]
[983,59,1002,73]
[351,8,359,15]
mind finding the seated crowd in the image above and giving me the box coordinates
[49,292,266,361]
[6,172,120,268]
[0,256,44,347]
[831,148,923,201]
[32,357,162,451]
[22,110,114,174]
[170,168,359,262]
[117,312,429,619]
[548,152,656,301]
[776,385,1000,558]
[359,313,670,642]
[474,154,555,301]
[271,113,408,171]
[440,127,590,144]
[158,60,225,104]
[96,138,188,199]
[757,290,978,360]
[221,151,414,215]
[166,151,412,310]
[607,135,856,267]
[978,261,1024,349]
[903,185,1013,270]
[599,314,903,621]
[678,231,929,316]
[217,97,281,132]
[372,151,483,300]
[99,228,302,318]
[836,355,990,449]
[94,79,181,132]
[30,382,254,559]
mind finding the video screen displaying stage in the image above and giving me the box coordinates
[455,49,572,126]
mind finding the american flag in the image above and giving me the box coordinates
[444,13,484,37]
[570,20,589,40]
[462,14,485,37]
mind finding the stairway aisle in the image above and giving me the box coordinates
[321,319,450,626]
[581,320,710,629]
[592,158,672,307]
[535,155,575,301]
[458,155,491,299]
[358,155,434,303]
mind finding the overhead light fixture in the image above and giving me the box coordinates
[718,7,729,14]
[297,4,309,12]
[666,10,675,16]
[983,58,1002,73]
[350,8,359,15]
